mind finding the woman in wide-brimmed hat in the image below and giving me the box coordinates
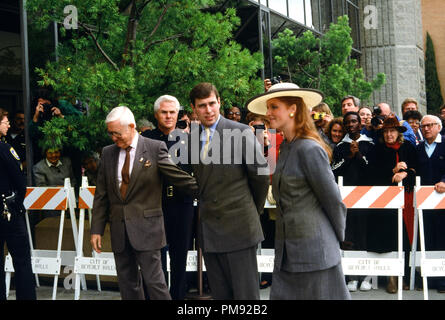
[367,115,417,294]
[246,83,350,300]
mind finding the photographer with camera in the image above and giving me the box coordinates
[361,102,417,146]
[311,102,334,149]
[142,95,194,300]
[264,76,282,92]
[28,88,67,164]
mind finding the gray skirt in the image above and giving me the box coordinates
[270,263,351,300]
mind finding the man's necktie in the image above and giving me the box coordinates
[202,127,210,160]
[120,146,131,199]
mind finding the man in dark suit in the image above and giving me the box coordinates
[90,106,198,300]
[188,83,269,300]
[416,114,445,292]
[142,95,195,300]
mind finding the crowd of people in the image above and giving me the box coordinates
[1,78,445,301]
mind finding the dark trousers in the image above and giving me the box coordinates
[423,210,445,289]
[203,246,260,300]
[160,200,194,300]
[0,214,36,300]
[113,227,171,300]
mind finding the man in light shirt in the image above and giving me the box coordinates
[90,106,197,300]
[416,115,445,292]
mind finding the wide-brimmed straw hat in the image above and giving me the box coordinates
[246,82,324,115]
[379,116,407,133]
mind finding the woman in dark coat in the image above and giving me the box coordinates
[368,116,416,293]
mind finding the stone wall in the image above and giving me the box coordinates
[359,0,426,115]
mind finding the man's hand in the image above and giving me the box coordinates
[91,234,102,253]
[33,103,44,122]
[51,107,64,118]
[349,141,359,158]
[435,182,445,194]
[264,79,272,92]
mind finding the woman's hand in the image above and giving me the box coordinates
[393,161,407,174]
[392,171,408,183]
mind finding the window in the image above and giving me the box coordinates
[269,0,288,16]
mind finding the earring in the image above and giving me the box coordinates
[289,113,295,118]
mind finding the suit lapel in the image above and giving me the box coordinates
[110,145,121,199]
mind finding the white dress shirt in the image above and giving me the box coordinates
[117,133,139,188]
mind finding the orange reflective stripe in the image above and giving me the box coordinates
[342,186,372,208]
[370,186,403,208]
[29,188,60,210]
[416,186,435,208]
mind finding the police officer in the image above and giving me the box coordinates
[0,108,36,300]
[142,96,194,300]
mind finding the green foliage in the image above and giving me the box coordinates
[425,32,444,114]
[272,16,386,115]
[26,0,264,153]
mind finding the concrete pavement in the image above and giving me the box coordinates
[5,284,445,300]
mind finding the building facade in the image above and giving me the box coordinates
[0,0,428,172]
[421,0,445,108]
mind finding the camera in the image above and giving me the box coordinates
[40,102,53,121]
[176,120,188,129]
[253,124,265,136]
[271,76,282,85]
[312,112,326,120]
[370,106,384,128]
[373,106,382,116]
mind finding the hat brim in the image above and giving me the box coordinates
[378,126,407,133]
[246,88,324,115]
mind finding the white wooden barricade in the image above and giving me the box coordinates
[4,178,86,300]
[413,177,445,300]
[338,177,405,300]
[259,178,405,299]
[74,177,117,300]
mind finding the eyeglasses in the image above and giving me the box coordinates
[107,131,123,138]
[228,112,241,116]
[0,121,10,125]
[420,123,439,130]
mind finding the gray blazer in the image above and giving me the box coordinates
[272,138,346,273]
[33,157,76,188]
[91,135,198,253]
[191,116,269,253]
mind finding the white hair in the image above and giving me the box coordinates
[154,95,180,113]
[105,106,136,126]
[421,114,443,131]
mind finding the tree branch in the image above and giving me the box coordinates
[148,3,173,38]
[144,33,184,53]
[78,21,119,71]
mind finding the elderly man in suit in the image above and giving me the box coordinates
[90,106,198,300]
[188,82,269,300]
[416,115,445,292]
